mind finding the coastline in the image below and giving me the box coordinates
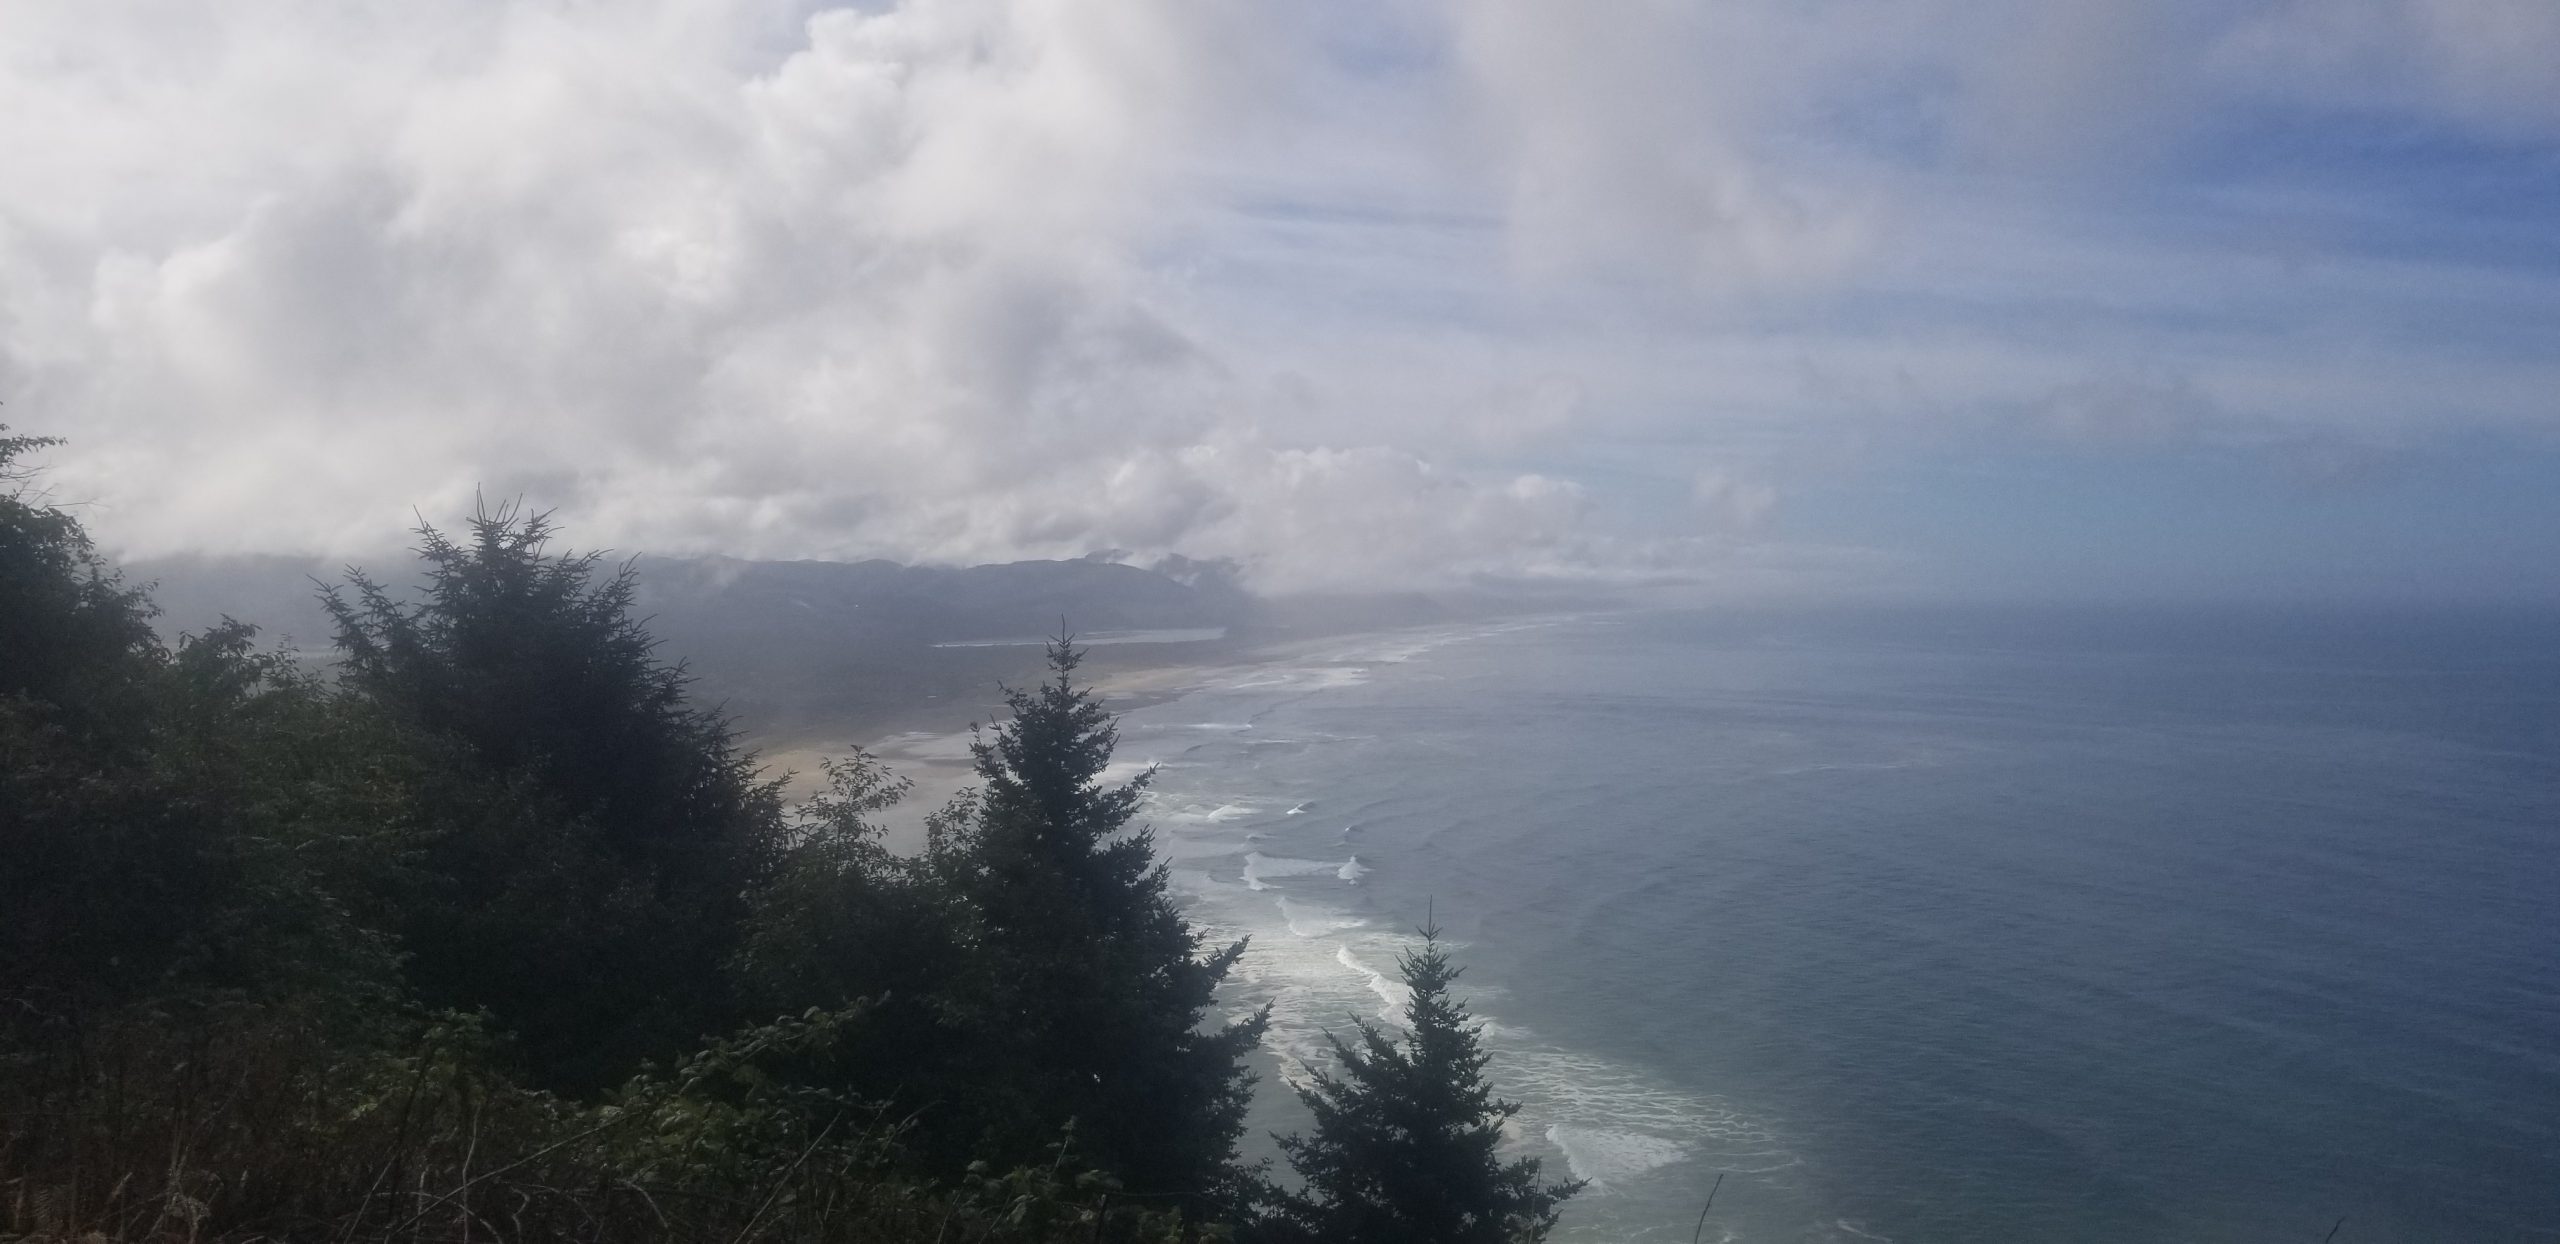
[744,627,1357,852]
[746,609,1772,1241]
[739,612,1558,852]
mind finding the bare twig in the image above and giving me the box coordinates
[343,1035,442,1244]
[1691,1172,1724,1244]
[371,1111,631,1241]
[729,1114,839,1244]
[456,1098,481,1244]
[617,1179,672,1231]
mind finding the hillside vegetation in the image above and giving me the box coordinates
[0,428,1575,1244]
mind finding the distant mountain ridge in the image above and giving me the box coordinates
[128,549,1263,735]
[632,551,1250,646]
[125,547,1560,737]
[131,551,1249,645]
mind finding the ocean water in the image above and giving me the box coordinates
[1110,606,2560,1243]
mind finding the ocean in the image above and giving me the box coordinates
[1105,606,2560,1242]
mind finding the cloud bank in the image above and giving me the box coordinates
[5,0,2555,594]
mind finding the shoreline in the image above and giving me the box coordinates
[744,625,1376,851]
[738,612,1579,851]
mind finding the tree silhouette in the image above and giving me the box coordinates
[925,636,1268,1199]
[1269,917,1583,1244]
[323,503,786,1090]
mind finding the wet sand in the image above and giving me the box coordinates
[743,636,1258,851]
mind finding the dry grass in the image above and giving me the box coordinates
[1,1000,1188,1244]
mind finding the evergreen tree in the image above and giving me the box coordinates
[730,749,974,1112]
[735,750,931,1009]
[1270,919,1583,1244]
[2,431,398,1010]
[0,428,160,745]
[0,427,176,997]
[323,503,788,1090]
[924,638,1268,1200]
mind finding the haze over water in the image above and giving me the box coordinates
[1121,607,2560,1242]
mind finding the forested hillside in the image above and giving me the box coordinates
[0,429,1574,1244]
[125,545,1495,740]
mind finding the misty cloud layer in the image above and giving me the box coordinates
[6,0,2556,594]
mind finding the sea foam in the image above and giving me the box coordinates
[1167,802,1257,825]
[1242,852,1346,892]
[1278,898,1365,940]
[1334,945,1413,1022]
[1544,1125,1688,1190]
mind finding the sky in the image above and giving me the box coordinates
[4,0,2557,600]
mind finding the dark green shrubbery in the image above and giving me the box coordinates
[912,645,1269,1197]
[0,427,1572,1243]
[323,506,792,1093]
[1263,923,1583,1244]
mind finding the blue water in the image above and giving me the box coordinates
[1110,606,2560,1242]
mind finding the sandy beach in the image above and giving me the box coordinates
[736,611,1489,852]
[745,631,1293,851]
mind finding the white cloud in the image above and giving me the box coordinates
[1443,0,1879,288]
[2,0,2553,595]
[2214,0,2560,137]
[1692,466,1779,533]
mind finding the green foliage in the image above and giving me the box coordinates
[0,693,255,1002]
[921,639,1269,1199]
[730,754,977,1137]
[0,427,160,747]
[1266,922,1583,1244]
[735,753,938,1008]
[0,999,1195,1244]
[1,440,1570,1242]
[323,504,791,1090]
[322,504,783,873]
[0,437,402,1010]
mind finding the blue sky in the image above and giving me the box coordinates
[3,0,2555,599]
